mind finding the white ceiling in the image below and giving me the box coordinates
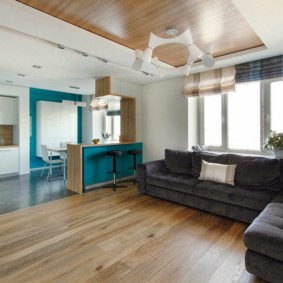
[0,0,283,95]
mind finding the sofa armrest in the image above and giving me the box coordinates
[137,159,165,193]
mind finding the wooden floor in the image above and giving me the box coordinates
[0,186,266,283]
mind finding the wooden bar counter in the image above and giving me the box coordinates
[67,142,142,193]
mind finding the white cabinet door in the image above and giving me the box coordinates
[36,101,78,157]
[0,147,19,175]
[0,96,17,125]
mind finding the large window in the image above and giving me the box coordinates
[227,82,261,151]
[271,81,283,132]
[199,78,283,154]
[203,95,222,147]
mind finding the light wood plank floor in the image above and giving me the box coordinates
[0,186,266,283]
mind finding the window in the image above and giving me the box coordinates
[227,82,261,151]
[199,78,283,154]
[271,81,283,132]
[203,95,222,147]
[105,114,120,141]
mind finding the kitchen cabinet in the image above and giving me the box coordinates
[36,101,78,157]
[0,146,19,175]
[0,96,17,125]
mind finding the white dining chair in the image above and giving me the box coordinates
[40,144,63,181]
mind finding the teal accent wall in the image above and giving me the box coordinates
[83,143,142,187]
[30,88,83,169]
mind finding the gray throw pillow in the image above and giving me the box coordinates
[164,149,193,174]
[235,158,281,191]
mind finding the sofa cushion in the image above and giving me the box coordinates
[234,158,281,191]
[195,180,277,211]
[199,160,237,185]
[244,202,283,262]
[147,172,199,195]
[164,149,193,174]
[192,151,229,177]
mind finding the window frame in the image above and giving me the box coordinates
[198,77,283,156]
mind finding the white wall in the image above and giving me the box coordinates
[142,77,188,162]
[0,83,30,174]
[81,95,92,143]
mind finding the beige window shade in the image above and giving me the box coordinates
[183,66,236,97]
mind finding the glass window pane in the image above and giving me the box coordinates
[228,82,260,151]
[113,116,120,141]
[105,115,112,134]
[271,81,283,132]
[204,95,222,146]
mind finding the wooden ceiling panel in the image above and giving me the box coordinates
[17,0,264,67]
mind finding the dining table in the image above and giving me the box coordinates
[48,147,67,180]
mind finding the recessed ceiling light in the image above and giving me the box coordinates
[32,65,42,69]
[17,74,26,77]
[82,52,88,57]
[5,80,13,83]
[69,86,80,89]
[58,44,65,49]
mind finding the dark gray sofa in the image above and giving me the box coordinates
[137,149,283,283]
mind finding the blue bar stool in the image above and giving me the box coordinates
[103,150,126,191]
[127,149,142,185]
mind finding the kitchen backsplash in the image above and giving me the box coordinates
[0,125,13,145]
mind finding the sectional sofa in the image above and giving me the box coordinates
[137,149,283,283]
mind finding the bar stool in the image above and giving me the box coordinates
[103,150,126,191]
[127,149,142,185]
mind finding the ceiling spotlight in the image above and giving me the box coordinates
[5,80,13,83]
[32,65,42,69]
[141,47,153,63]
[17,74,26,77]
[82,52,88,57]
[96,56,108,63]
[58,44,65,49]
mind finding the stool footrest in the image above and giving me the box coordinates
[107,171,121,174]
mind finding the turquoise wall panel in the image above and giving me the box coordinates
[30,88,83,169]
[83,143,142,187]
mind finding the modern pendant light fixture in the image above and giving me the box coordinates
[132,27,215,77]
[89,97,108,111]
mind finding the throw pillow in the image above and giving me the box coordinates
[199,160,237,185]
[234,158,281,190]
[164,149,193,174]
[192,151,229,177]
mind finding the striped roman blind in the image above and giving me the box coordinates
[183,66,236,97]
[235,55,283,83]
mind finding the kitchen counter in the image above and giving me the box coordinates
[78,142,139,147]
[0,145,19,148]
[67,142,143,193]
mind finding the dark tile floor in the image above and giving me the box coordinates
[0,169,77,215]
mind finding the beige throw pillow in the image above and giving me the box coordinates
[199,160,237,186]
